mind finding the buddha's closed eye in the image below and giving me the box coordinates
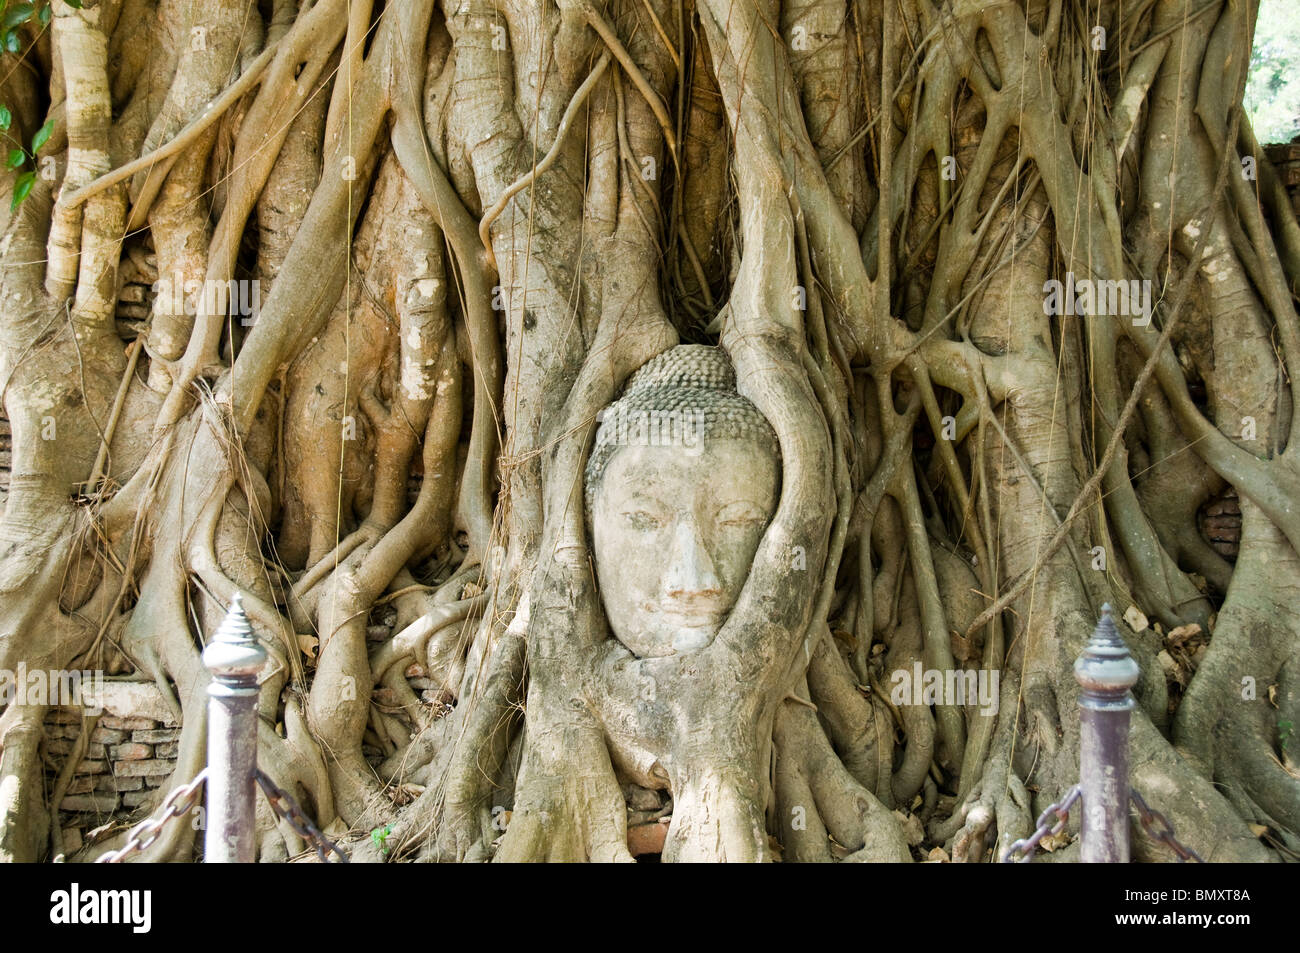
[715,501,768,527]
[622,509,668,531]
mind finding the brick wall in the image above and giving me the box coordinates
[1264,142,1300,217]
[43,682,180,854]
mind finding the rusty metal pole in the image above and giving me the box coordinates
[1074,604,1141,863]
[202,593,266,863]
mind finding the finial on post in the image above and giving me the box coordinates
[1074,603,1140,709]
[202,593,267,684]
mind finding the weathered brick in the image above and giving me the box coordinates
[49,737,109,757]
[94,774,142,793]
[73,760,108,775]
[109,743,152,761]
[44,738,77,756]
[60,793,118,813]
[1266,144,1300,162]
[89,726,129,744]
[153,742,178,758]
[65,777,96,795]
[96,682,178,725]
[121,791,153,808]
[114,759,173,778]
[1203,515,1241,535]
[627,821,669,856]
[48,743,107,759]
[144,774,167,787]
[132,729,180,744]
[98,715,157,731]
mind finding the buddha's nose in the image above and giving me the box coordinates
[664,519,723,600]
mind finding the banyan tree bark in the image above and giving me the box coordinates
[0,0,1294,862]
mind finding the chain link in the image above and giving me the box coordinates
[1000,785,1203,863]
[255,769,349,863]
[1000,784,1081,862]
[1130,788,1203,862]
[94,770,208,863]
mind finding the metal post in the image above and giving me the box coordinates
[201,593,267,863]
[1073,603,1140,863]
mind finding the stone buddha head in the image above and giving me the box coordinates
[585,345,781,658]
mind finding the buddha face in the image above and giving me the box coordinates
[590,437,780,658]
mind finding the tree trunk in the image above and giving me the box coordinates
[0,0,1293,863]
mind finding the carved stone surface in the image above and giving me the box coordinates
[586,345,780,658]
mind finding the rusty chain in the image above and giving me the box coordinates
[93,767,348,863]
[1000,784,1081,862]
[255,769,349,863]
[1130,788,1204,862]
[94,769,208,863]
[1000,785,1203,862]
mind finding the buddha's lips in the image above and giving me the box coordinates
[648,603,727,629]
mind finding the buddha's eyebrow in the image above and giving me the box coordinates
[616,492,671,509]
[715,496,766,506]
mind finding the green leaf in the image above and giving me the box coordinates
[0,105,11,132]
[65,0,82,7]
[369,822,393,854]
[3,31,18,53]
[3,4,35,31]
[37,4,50,26]
[11,169,34,210]
[30,116,51,153]
[6,148,23,169]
